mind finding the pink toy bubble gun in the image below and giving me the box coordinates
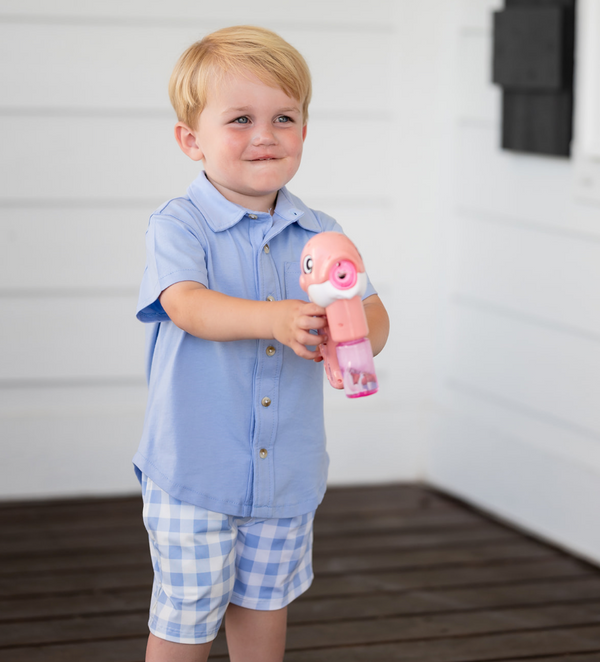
[299,232,378,398]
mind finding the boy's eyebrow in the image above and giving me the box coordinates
[222,105,301,115]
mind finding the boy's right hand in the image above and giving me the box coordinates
[160,282,327,360]
[270,299,327,360]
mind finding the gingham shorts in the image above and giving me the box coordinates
[141,474,315,644]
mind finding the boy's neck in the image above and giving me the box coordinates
[206,174,278,214]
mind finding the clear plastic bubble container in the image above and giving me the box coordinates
[336,338,379,398]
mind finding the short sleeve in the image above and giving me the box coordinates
[136,213,209,323]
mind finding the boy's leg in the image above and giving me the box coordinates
[225,511,314,662]
[146,633,212,662]
[225,604,287,662]
[141,475,239,657]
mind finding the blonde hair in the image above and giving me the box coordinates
[169,25,312,128]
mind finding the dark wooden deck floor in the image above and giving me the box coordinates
[2,484,600,661]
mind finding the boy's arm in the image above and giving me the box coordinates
[159,280,328,360]
[363,294,389,356]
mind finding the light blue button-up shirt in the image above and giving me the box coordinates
[134,172,376,518]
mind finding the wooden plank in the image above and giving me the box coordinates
[0,521,512,561]
[283,602,600,651]
[305,557,591,598]
[7,620,600,662]
[280,625,600,662]
[0,524,148,555]
[0,612,150,649]
[288,576,600,624]
[314,509,487,536]
[0,548,151,575]
[0,504,481,536]
[0,566,152,599]
[1,559,590,624]
[316,484,453,515]
[3,484,600,662]
[0,588,150,622]
[0,496,142,522]
[0,539,548,596]
[1,636,148,662]
[3,572,597,633]
[7,601,600,659]
[313,523,519,554]
[312,540,555,576]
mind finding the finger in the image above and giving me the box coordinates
[298,315,327,331]
[291,342,321,360]
[302,302,328,317]
[297,331,326,347]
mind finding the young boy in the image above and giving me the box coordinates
[135,25,389,662]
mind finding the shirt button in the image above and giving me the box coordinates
[259,448,268,459]
[266,295,275,302]
[266,345,276,357]
[249,214,258,219]
[264,244,270,254]
[261,396,272,407]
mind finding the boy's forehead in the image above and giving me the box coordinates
[205,67,302,109]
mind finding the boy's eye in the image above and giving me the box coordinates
[276,116,292,123]
[233,116,250,124]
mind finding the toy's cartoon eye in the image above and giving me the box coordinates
[302,255,313,274]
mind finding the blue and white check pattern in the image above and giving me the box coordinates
[141,474,314,644]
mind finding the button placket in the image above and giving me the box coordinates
[253,223,281,510]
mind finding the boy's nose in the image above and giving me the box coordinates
[251,124,277,146]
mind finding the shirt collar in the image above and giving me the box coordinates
[187,171,320,233]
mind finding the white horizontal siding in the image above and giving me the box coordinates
[457,30,499,124]
[431,0,600,562]
[0,296,143,381]
[447,303,600,437]
[430,410,600,565]
[0,207,148,291]
[0,383,146,499]
[454,213,600,336]
[456,125,582,231]
[459,0,502,30]
[0,1,393,26]
[0,116,391,202]
[0,23,392,114]
[0,2,409,500]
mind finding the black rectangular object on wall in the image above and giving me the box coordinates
[492,0,575,157]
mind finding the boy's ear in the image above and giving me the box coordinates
[302,124,307,142]
[174,122,204,161]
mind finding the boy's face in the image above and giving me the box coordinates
[180,71,307,212]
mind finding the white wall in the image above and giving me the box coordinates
[0,1,435,499]
[429,0,600,564]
